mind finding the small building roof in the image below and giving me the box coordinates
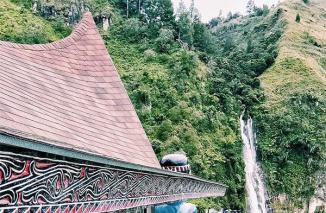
[0,12,160,168]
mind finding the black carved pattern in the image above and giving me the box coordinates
[0,151,226,212]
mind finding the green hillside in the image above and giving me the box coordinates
[257,0,326,210]
[104,13,246,211]
[0,0,324,211]
[0,0,70,43]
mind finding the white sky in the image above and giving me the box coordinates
[172,0,280,23]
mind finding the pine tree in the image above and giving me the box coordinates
[218,9,223,17]
[226,11,233,21]
[246,0,255,14]
[176,1,193,48]
[190,0,195,20]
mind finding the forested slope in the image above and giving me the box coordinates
[0,0,324,211]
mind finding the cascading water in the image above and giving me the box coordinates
[240,116,270,213]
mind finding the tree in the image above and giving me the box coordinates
[176,0,187,18]
[190,0,195,20]
[262,4,270,16]
[218,9,223,17]
[117,0,139,18]
[224,36,234,52]
[126,0,129,18]
[246,38,253,53]
[253,5,269,16]
[233,12,241,19]
[226,11,233,21]
[142,0,175,35]
[246,0,255,14]
[208,17,222,28]
[193,14,213,53]
[176,1,194,48]
[89,0,114,30]
[121,18,147,41]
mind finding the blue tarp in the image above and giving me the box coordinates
[155,201,197,213]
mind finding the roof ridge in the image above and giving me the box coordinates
[0,12,161,168]
[0,12,95,51]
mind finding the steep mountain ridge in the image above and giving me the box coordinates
[279,0,325,81]
[258,0,325,211]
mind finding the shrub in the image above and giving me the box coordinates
[155,28,174,53]
[296,13,301,23]
[144,49,157,61]
[302,32,320,47]
[319,58,326,70]
[121,18,147,42]
[303,0,309,4]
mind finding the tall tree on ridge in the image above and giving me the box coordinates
[190,0,195,20]
[176,0,193,48]
[246,0,255,14]
[126,0,129,18]
[142,0,175,35]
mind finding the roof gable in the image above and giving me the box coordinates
[0,12,160,168]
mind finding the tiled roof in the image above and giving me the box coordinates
[0,12,160,168]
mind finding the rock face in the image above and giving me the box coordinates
[309,170,326,212]
[103,16,109,31]
[32,0,113,30]
[308,197,325,213]
[32,0,87,25]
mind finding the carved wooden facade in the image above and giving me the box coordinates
[0,146,226,212]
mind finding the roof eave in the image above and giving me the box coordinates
[0,133,227,212]
[0,132,227,187]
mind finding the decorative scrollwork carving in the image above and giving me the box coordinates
[0,151,226,212]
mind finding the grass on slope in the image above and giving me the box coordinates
[276,0,326,82]
[257,0,326,210]
[258,58,325,206]
[0,0,70,43]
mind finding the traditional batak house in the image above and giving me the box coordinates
[0,12,227,212]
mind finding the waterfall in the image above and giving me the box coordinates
[240,116,270,213]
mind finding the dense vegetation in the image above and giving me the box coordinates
[257,58,325,206]
[102,1,284,210]
[0,0,70,43]
[256,1,326,210]
[1,0,324,211]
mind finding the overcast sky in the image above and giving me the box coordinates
[172,0,280,23]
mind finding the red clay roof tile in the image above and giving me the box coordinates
[0,12,160,168]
